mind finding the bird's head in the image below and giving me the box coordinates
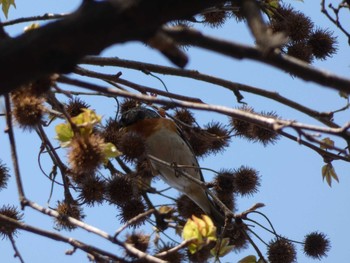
[119,106,160,127]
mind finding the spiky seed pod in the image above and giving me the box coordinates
[233,166,260,196]
[213,170,236,211]
[120,99,139,115]
[204,122,230,154]
[54,200,84,231]
[0,205,23,239]
[155,243,186,263]
[125,232,150,258]
[271,5,313,42]
[77,175,106,206]
[202,10,228,28]
[118,198,148,227]
[11,87,45,130]
[68,134,105,175]
[250,111,281,146]
[231,1,245,21]
[223,222,248,251]
[65,98,90,117]
[308,28,337,60]
[119,132,146,162]
[286,41,313,63]
[0,161,10,191]
[230,106,255,140]
[173,108,196,126]
[176,195,203,219]
[184,127,212,157]
[101,118,123,147]
[303,232,330,259]
[267,237,296,263]
[135,161,155,192]
[106,174,137,206]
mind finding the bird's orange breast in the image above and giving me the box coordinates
[126,118,178,138]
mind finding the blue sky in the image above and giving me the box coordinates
[1,1,350,262]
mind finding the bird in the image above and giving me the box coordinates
[119,106,225,228]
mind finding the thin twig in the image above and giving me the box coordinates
[9,235,25,263]
[0,214,128,262]
[57,75,350,161]
[0,13,69,27]
[74,66,204,104]
[4,94,26,206]
[154,238,195,257]
[114,208,155,238]
[23,199,167,263]
[164,27,350,94]
[81,56,338,128]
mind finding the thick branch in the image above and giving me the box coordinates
[0,0,225,94]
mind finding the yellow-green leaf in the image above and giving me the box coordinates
[320,137,334,150]
[102,142,121,163]
[182,219,201,254]
[1,0,16,19]
[55,123,74,146]
[238,255,257,263]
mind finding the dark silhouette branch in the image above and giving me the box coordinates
[81,56,338,128]
[164,27,350,93]
[4,95,26,206]
[0,0,226,94]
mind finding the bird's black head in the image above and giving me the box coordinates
[119,106,160,127]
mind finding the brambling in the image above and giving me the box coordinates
[120,106,225,228]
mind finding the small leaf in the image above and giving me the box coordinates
[238,255,257,263]
[320,137,334,150]
[1,0,16,19]
[182,218,201,254]
[339,91,349,99]
[102,142,121,158]
[321,163,339,187]
[55,123,74,146]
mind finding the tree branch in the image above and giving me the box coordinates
[81,56,338,128]
[0,0,226,94]
[164,27,350,93]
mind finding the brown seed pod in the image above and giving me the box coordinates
[54,200,84,231]
[68,134,105,175]
[303,232,330,259]
[308,28,337,60]
[0,205,23,239]
[118,198,148,227]
[77,175,106,206]
[176,194,203,220]
[204,122,230,154]
[0,161,10,191]
[65,97,90,117]
[233,166,260,197]
[125,232,150,258]
[106,174,138,206]
[202,10,228,28]
[119,132,146,163]
[11,87,45,130]
[268,237,296,263]
[155,242,187,263]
